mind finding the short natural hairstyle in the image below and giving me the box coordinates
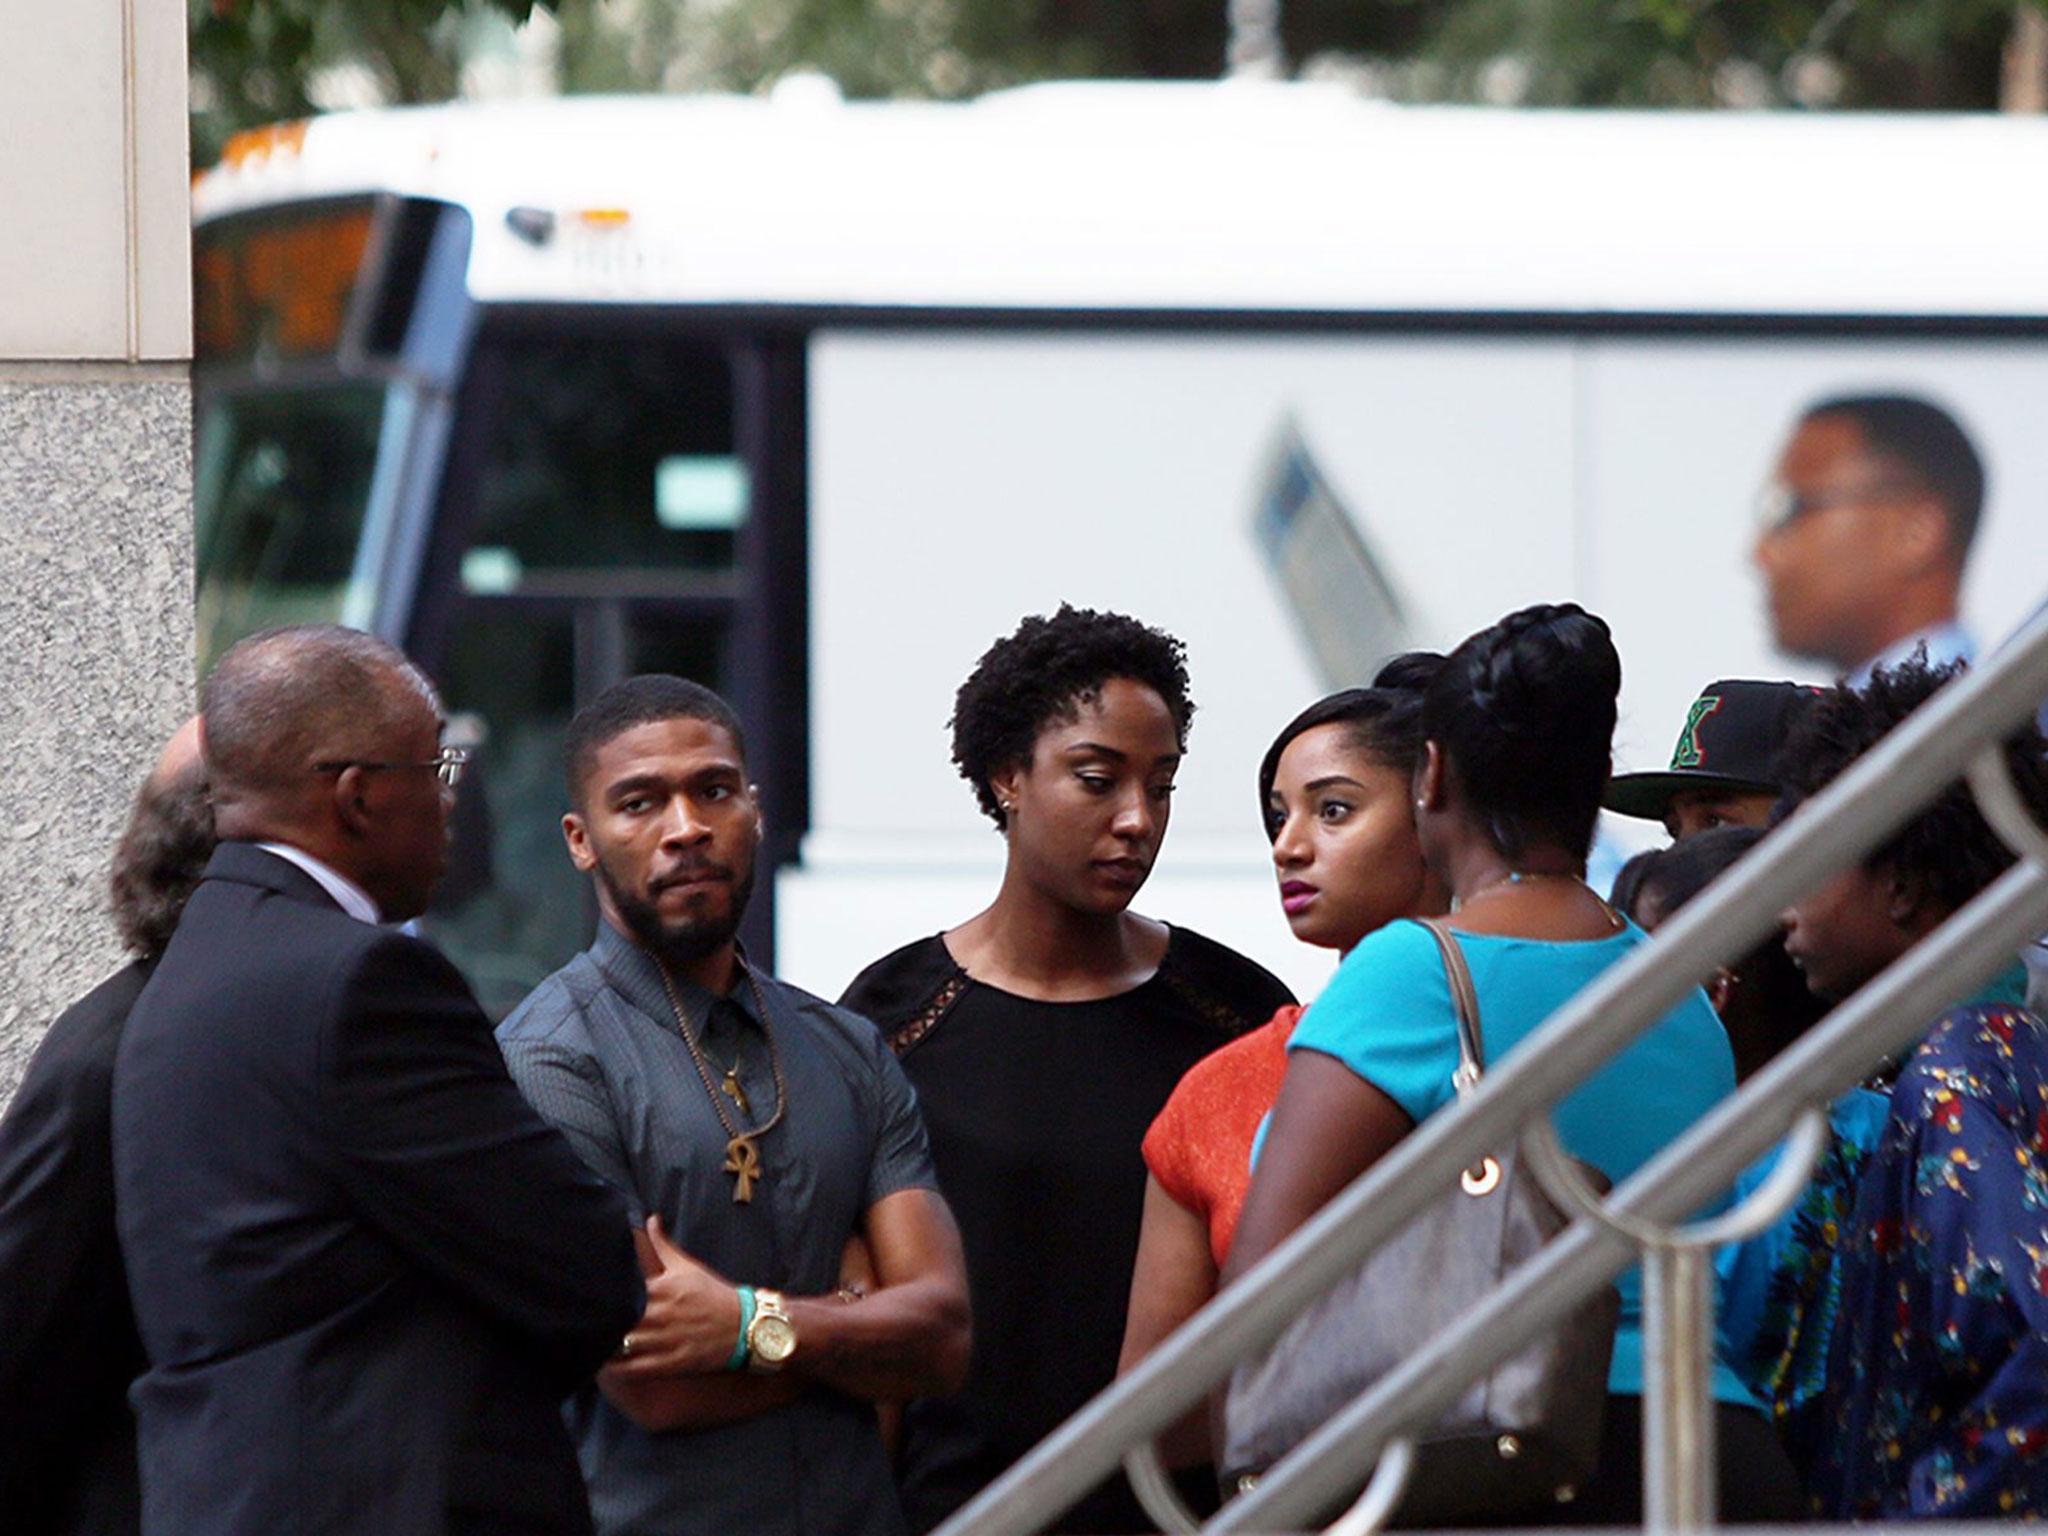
[1255,652,1444,838]
[1775,654,2047,916]
[565,674,747,810]
[109,755,215,959]
[202,626,437,796]
[950,605,1195,828]
[1802,392,1986,556]
[1422,602,1622,863]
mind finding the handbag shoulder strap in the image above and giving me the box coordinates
[1415,916,1485,1096]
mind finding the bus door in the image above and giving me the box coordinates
[407,323,807,1015]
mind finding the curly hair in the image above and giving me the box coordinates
[951,605,1194,828]
[110,756,215,960]
[1255,652,1444,839]
[1774,654,2048,915]
[1422,602,1622,862]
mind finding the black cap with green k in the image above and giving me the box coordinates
[1605,679,1823,822]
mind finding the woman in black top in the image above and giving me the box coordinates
[841,606,1294,1535]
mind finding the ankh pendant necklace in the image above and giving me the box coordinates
[655,957,788,1204]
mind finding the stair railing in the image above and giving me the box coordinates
[929,600,2048,1536]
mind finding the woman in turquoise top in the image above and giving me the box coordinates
[1225,602,1806,1522]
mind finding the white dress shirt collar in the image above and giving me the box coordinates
[255,842,382,925]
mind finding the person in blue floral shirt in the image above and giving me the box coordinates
[1773,654,2048,1517]
[1617,828,1888,1456]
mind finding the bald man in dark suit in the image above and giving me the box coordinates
[114,627,645,1536]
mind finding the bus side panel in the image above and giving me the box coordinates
[781,327,2048,1004]
[1582,334,2048,770]
[782,330,1580,1001]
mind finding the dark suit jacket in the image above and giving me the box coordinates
[112,843,644,1536]
[0,962,151,1536]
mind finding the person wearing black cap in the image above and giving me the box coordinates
[1606,679,1822,841]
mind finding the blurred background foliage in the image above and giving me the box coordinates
[192,0,544,161]
[191,0,2048,166]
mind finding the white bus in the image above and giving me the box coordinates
[190,85,2048,1010]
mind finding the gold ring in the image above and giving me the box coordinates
[618,1332,636,1360]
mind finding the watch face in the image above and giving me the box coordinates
[751,1314,798,1363]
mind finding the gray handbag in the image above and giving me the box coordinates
[1221,917,1619,1526]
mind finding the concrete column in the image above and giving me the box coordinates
[0,0,194,1102]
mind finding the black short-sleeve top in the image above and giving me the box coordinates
[839,927,1295,1535]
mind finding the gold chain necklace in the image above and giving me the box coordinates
[704,1039,749,1116]
[654,958,789,1204]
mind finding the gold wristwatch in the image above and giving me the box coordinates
[746,1288,798,1371]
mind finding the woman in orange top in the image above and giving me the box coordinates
[1115,655,1449,1467]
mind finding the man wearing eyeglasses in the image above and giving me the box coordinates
[112,624,646,1536]
[1752,393,1983,686]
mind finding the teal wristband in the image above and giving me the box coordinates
[726,1286,757,1372]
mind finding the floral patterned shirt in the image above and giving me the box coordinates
[1806,983,2048,1518]
[1719,1087,1888,1435]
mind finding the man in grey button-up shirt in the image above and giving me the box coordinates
[499,676,971,1536]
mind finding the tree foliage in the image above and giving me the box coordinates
[191,0,2048,169]
[553,0,1438,97]
[190,0,544,163]
[549,0,2045,108]
[1408,0,2031,108]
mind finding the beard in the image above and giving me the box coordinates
[594,843,757,970]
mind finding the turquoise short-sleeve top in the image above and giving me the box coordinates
[1288,916,1745,1403]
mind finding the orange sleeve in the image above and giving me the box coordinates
[1142,1074,1204,1217]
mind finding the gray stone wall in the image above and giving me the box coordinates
[0,368,194,1105]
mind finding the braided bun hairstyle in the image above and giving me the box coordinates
[1421,603,1621,862]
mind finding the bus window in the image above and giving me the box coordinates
[193,385,391,667]
[423,606,583,1014]
[457,334,742,593]
[423,600,731,1014]
[419,328,748,1009]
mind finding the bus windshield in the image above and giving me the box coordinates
[193,384,392,668]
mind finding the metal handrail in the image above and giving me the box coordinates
[1122,1099,1838,1536]
[1223,859,2048,1532]
[1521,1103,1832,1250]
[930,601,2048,1536]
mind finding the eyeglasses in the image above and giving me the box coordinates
[1754,479,1915,534]
[313,746,471,787]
